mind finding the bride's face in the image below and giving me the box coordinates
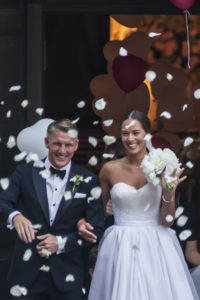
[121,118,147,156]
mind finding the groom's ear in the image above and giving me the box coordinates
[44,137,49,149]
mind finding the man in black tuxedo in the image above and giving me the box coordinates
[0,119,104,300]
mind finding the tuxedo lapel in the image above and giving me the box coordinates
[32,166,50,223]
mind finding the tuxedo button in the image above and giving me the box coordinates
[55,188,58,191]
[52,203,55,206]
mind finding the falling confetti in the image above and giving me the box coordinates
[0,178,9,190]
[148,32,162,37]
[6,136,16,148]
[119,47,128,56]
[88,136,98,147]
[184,137,194,147]
[125,120,135,129]
[103,135,116,145]
[166,73,173,81]
[95,98,106,110]
[10,285,27,297]
[77,239,83,246]
[103,119,113,127]
[68,129,78,139]
[145,71,156,82]
[39,169,51,179]
[144,133,152,141]
[40,265,50,272]
[33,160,45,168]
[102,153,115,159]
[65,274,75,282]
[63,191,72,201]
[1,101,4,105]
[32,224,42,230]
[179,230,192,241]
[186,161,194,169]
[88,156,98,166]
[84,176,92,183]
[177,215,188,227]
[90,186,102,199]
[6,110,12,118]
[35,108,44,116]
[93,120,99,125]
[77,101,86,108]
[14,152,27,162]
[166,215,174,222]
[182,104,188,111]
[9,85,21,92]
[193,88,200,100]
[26,153,40,163]
[175,206,184,219]
[23,249,32,261]
[41,248,51,257]
[72,117,80,124]
[160,111,172,119]
[21,100,29,108]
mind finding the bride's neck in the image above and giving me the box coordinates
[126,151,147,166]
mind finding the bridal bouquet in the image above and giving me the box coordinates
[141,148,181,189]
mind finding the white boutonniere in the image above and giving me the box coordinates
[141,148,181,189]
[70,174,84,192]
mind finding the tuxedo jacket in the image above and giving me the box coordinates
[0,161,104,292]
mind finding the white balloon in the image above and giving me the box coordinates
[16,118,54,159]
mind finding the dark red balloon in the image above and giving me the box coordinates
[112,54,148,93]
[170,0,195,10]
[151,137,172,150]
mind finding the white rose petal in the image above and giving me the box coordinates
[88,155,98,166]
[103,135,116,145]
[65,274,75,282]
[95,98,106,110]
[77,101,86,108]
[84,176,92,183]
[82,288,86,295]
[32,224,42,230]
[72,117,80,124]
[41,248,51,257]
[148,32,162,38]
[184,137,194,147]
[77,239,82,246]
[88,136,98,147]
[144,133,152,141]
[6,110,12,118]
[39,169,51,179]
[40,265,50,272]
[23,249,32,261]
[33,160,45,168]
[68,129,78,139]
[166,214,174,222]
[93,120,99,125]
[125,120,135,129]
[9,85,21,92]
[119,47,128,56]
[179,230,192,241]
[7,136,16,148]
[145,71,156,82]
[1,101,5,105]
[175,206,184,219]
[10,285,27,297]
[103,119,113,127]
[26,152,39,163]
[63,191,72,201]
[14,151,27,162]
[90,186,102,199]
[177,215,188,227]
[186,161,194,169]
[87,196,95,203]
[35,108,44,116]
[144,203,151,212]
[182,104,188,111]
[102,153,115,159]
[0,178,9,190]
[21,100,29,108]
[166,73,173,81]
[160,111,172,119]
[193,88,200,100]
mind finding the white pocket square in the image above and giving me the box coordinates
[74,192,87,198]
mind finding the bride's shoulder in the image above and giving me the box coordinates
[101,158,125,173]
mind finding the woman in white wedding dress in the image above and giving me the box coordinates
[86,110,199,300]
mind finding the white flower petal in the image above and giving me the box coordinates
[186,161,194,169]
[84,176,92,183]
[82,288,86,295]
[63,191,72,201]
[103,119,113,127]
[40,265,50,272]
[1,101,5,105]
[39,169,51,179]
[32,224,42,230]
[160,111,172,119]
[166,214,174,222]
[175,206,184,219]
[0,178,9,190]
[6,110,12,118]
[65,274,75,282]
[145,71,156,82]
[77,101,86,108]
[88,136,98,147]
[9,85,21,92]
[23,249,32,261]
[68,129,78,139]
[14,151,27,162]
[7,136,16,148]
[93,120,99,125]
[182,104,188,111]
[119,47,128,56]
[103,135,116,145]
[184,137,194,147]
[10,285,27,297]
[193,88,200,100]
[26,152,40,163]
[125,120,135,129]
[21,100,29,108]
[72,117,80,124]
[166,73,173,81]
[179,230,192,241]
[41,248,51,257]
[177,215,188,227]
[95,98,106,110]
[88,155,98,166]
[87,196,95,203]
[102,153,115,159]
[90,186,102,199]
[77,239,82,246]
[144,133,152,141]
[148,32,162,38]
[33,160,45,168]
[35,108,44,116]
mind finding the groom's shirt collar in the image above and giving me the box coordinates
[44,157,71,180]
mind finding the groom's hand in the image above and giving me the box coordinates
[77,218,97,243]
[13,214,37,243]
[36,234,58,257]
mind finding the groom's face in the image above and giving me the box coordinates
[45,129,79,169]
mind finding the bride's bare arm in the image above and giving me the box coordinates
[99,162,112,214]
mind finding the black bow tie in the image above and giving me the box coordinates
[50,166,66,179]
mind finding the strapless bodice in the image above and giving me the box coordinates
[110,182,162,225]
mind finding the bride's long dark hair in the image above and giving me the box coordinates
[120,110,151,133]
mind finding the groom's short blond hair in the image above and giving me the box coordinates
[47,119,79,140]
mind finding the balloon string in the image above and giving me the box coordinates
[185,9,191,69]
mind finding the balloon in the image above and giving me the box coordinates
[17,118,54,159]
[170,0,195,11]
[112,54,148,93]
[151,136,172,150]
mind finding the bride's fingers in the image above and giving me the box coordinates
[175,168,185,179]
